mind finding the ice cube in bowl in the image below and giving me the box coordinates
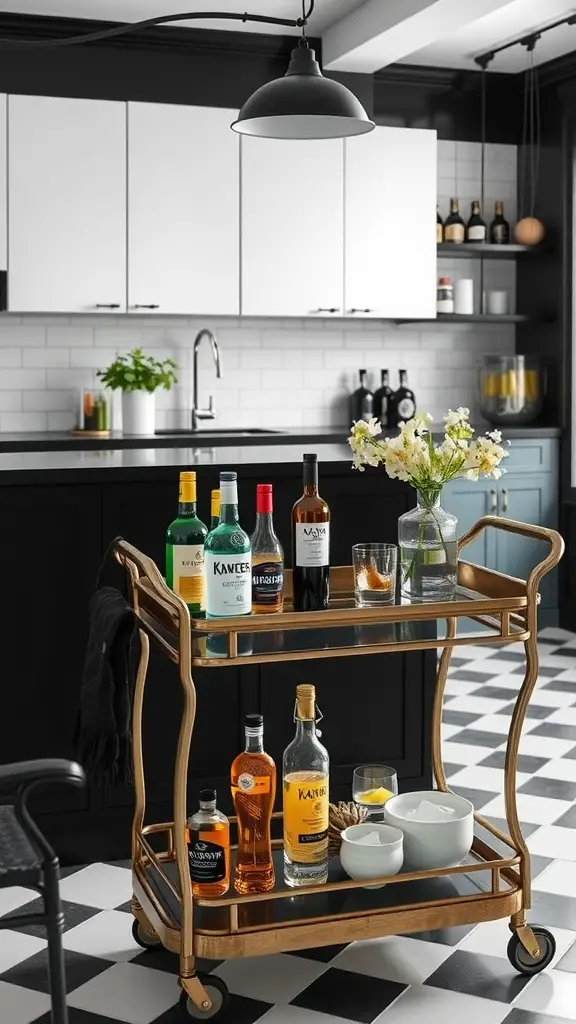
[340,823,404,888]
[384,790,473,871]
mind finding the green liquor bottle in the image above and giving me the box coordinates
[166,471,208,615]
[205,471,252,618]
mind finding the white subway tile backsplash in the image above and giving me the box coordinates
[23,347,70,368]
[1,411,48,431]
[0,348,22,367]
[47,325,93,347]
[1,368,46,389]
[46,368,95,389]
[0,325,45,347]
[0,390,22,411]
[47,411,76,431]
[69,348,118,369]
[23,389,73,412]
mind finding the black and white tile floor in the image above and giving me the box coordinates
[4,627,576,1023]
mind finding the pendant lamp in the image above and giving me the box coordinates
[232,38,375,140]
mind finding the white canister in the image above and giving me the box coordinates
[454,278,474,315]
[122,390,156,435]
[486,290,509,315]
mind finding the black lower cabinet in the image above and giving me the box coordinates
[0,462,435,864]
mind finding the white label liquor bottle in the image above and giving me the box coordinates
[466,199,487,242]
[283,684,329,887]
[390,369,416,427]
[444,197,465,243]
[292,454,330,612]
[165,471,208,615]
[205,471,252,618]
[251,483,284,614]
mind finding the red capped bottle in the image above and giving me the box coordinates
[251,484,284,614]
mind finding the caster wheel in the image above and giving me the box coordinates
[179,976,230,1020]
[508,927,556,975]
[131,918,161,950]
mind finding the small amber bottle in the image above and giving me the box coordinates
[187,789,230,898]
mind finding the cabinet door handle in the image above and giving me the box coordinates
[490,489,497,513]
[132,304,160,309]
[501,488,508,514]
[95,303,120,309]
[349,307,374,314]
[315,307,340,313]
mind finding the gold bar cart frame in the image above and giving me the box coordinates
[114,515,563,1014]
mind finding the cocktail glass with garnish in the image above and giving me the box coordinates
[353,765,398,821]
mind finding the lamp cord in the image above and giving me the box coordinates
[519,46,541,220]
[0,2,315,47]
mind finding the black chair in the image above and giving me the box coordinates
[0,759,86,1024]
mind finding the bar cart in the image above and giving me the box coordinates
[114,514,563,1020]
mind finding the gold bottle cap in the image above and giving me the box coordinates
[179,471,196,503]
[296,684,316,721]
[211,489,220,516]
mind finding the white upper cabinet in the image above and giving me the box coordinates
[345,126,437,320]
[241,136,344,317]
[128,103,240,315]
[8,95,126,313]
[0,95,6,272]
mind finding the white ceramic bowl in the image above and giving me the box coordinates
[340,823,404,888]
[384,790,473,871]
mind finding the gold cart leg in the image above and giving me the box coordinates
[432,617,456,792]
[131,628,150,871]
[504,636,538,912]
[511,914,543,960]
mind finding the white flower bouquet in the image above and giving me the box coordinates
[349,409,509,600]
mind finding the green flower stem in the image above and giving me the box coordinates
[402,488,449,588]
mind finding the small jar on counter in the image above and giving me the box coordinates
[437,276,454,314]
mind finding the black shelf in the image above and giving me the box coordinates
[396,313,529,325]
[437,243,532,258]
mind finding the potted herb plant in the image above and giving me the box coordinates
[97,348,177,435]
[349,408,509,602]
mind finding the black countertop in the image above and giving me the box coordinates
[0,423,562,454]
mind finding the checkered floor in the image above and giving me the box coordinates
[3,627,576,1023]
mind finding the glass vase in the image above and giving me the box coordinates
[398,490,458,602]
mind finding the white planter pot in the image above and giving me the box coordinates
[122,390,156,435]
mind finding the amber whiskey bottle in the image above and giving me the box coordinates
[231,714,276,894]
[187,789,230,898]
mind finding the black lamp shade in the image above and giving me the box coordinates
[231,43,374,140]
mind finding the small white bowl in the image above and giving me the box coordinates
[384,790,473,871]
[340,823,404,888]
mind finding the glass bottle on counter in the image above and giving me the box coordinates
[210,489,220,530]
[436,206,444,243]
[187,789,230,898]
[251,484,284,614]
[466,200,486,242]
[350,369,373,423]
[166,471,208,615]
[283,684,329,888]
[231,714,276,894]
[373,369,393,428]
[389,370,416,427]
[292,454,330,612]
[205,471,251,618]
[444,198,465,243]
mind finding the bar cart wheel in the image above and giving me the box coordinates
[507,928,556,975]
[179,976,230,1020]
[131,918,161,950]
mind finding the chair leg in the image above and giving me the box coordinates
[43,857,68,1024]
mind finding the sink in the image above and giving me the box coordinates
[154,428,284,437]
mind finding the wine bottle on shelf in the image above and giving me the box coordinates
[283,684,329,888]
[373,369,393,428]
[231,714,276,894]
[350,369,374,423]
[251,483,284,614]
[490,201,510,244]
[292,454,330,612]
[205,471,251,618]
[390,370,416,427]
[444,198,465,243]
[187,789,230,898]
[466,200,486,242]
[436,206,444,244]
[165,471,208,615]
[210,489,220,530]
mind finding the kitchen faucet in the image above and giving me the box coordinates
[191,329,222,431]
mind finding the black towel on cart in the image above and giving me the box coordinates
[73,586,138,786]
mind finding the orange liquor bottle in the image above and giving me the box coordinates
[187,789,230,898]
[231,714,276,894]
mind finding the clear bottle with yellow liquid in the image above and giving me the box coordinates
[283,684,329,887]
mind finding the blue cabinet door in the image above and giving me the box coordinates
[443,479,497,570]
[495,474,557,608]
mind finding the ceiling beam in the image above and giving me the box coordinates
[322,0,518,72]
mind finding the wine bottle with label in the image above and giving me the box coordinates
[436,206,444,243]
[350,368,374,424]
[466,200,486,242]
[490,200,510,244]
[373,369,393,428]
[390,369,416,427]
[444,197,465,243]
[187,789,230,898]
[283,684,329,888]
[166,471,208,615]
[205,471,252,618]
[251,484,284,614]
[292,454,330,612]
